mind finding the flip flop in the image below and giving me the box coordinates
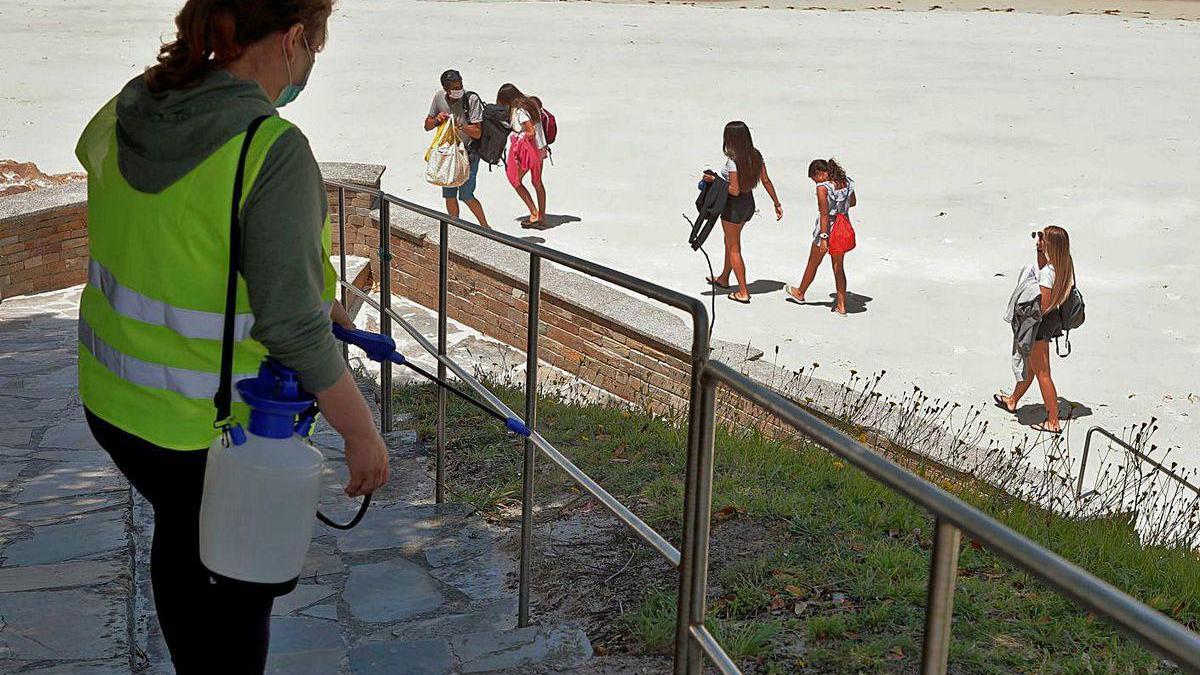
[728,292,751,304]
[707,276,732,288]
[993,393,1016,414]
[784,284,805,303]
[1030,422,1063,435]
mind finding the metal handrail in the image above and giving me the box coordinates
[1076,425,1200,501]
[327,179,1200,674]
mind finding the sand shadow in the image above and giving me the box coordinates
[784,291,873,314]
[515,214,582,231]
[1012,399,1094,426]
[702,279,786,297]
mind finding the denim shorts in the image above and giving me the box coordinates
[442,152,480,202]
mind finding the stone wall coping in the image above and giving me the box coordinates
[0,183,86,223]
[386,208,762,362]
[0,161,383,225]
[319,162,386,187]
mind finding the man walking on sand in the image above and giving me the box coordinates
[424,69,489,227]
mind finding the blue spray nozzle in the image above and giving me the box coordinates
[236,360,315,440]
[505,417,531,437]
[333,324,399,364]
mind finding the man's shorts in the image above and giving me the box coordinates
[442,152,481,202]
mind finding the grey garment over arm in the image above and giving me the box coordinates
[1005,264,1043,381]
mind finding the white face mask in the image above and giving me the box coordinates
[447,89,465,100]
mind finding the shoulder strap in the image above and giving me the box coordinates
[213,115,272,430]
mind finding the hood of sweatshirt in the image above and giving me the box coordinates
[110,70,276,193]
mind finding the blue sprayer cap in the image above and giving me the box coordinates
[236,359,315,440]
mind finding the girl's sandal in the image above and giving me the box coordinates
[727,292,751,304]
[707,276,732,288]
[784,284,805,302]
[1030,422,1062,435]
[993,393,1017,414]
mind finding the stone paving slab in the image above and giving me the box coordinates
[1,509,126,566]
[0,587,127,661]
[348,638,454,675]
[0,558,125,593]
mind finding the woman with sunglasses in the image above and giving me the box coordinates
[995,226,1077,434]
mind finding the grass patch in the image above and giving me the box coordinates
[394,379,1199,672]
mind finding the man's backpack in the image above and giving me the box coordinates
[477,103,511,168]
[1054,286,1085,357]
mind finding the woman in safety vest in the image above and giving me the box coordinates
[75,1,388,671]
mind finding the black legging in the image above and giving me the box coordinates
[86,409,274,674]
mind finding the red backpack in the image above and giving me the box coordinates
[539,107,557,145]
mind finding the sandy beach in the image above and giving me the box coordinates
[2,0,1198,470]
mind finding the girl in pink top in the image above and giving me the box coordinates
[497,83,547,227]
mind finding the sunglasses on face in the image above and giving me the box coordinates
[1031,231,1044,240]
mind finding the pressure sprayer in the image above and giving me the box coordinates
[198,324,531,591]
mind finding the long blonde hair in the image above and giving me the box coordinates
[1043,225,1075,310]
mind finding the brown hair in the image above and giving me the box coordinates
[496,83,540,122]
[808,158,847,187]
[145,0,334,94]
[1042,225,1076,310]
[722,121,763,192]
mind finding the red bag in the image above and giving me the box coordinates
[829,213,856,255]
[540,107,557,145]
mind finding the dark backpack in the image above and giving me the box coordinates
[477,102,511,168]
[1054,286,1085,357]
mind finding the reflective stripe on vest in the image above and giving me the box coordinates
[89,259,256,342]
[78,317,253,402]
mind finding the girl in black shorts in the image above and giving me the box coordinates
[704,121,783,303]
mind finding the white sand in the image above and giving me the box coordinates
[3,0,1198,469]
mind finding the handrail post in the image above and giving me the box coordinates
[921,517,961,675]
[1076,428,1095,501]
[519,254,542,628]
[378,200,393,433]
[436,220,449,504]
[674,325,712,674]
[679,371,718,674]
[337,186,348,363]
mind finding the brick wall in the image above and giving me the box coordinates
[0,184,89,300]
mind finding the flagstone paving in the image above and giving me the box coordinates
[0,286,592,673]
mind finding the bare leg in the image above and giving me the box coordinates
[513,180,537,222]
[445,197,460,219]
[723,220,749,300]
[1006,365,1035,410]
[463,198,489,228]
[712,228,733,285]
[830,253,848,314]
[793,242,827,300]
[533,177,546,223]
[1030,340,1060,430]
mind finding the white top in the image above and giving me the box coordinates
[1038,262,1056,289]
[718,158,738,182]
[510,108,547,150]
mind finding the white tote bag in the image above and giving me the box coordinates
[424,118,470,188]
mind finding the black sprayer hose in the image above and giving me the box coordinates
[317,493,372,530]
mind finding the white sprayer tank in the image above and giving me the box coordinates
[199,361,324,586]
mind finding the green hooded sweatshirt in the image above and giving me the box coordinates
[101,70,343,392]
